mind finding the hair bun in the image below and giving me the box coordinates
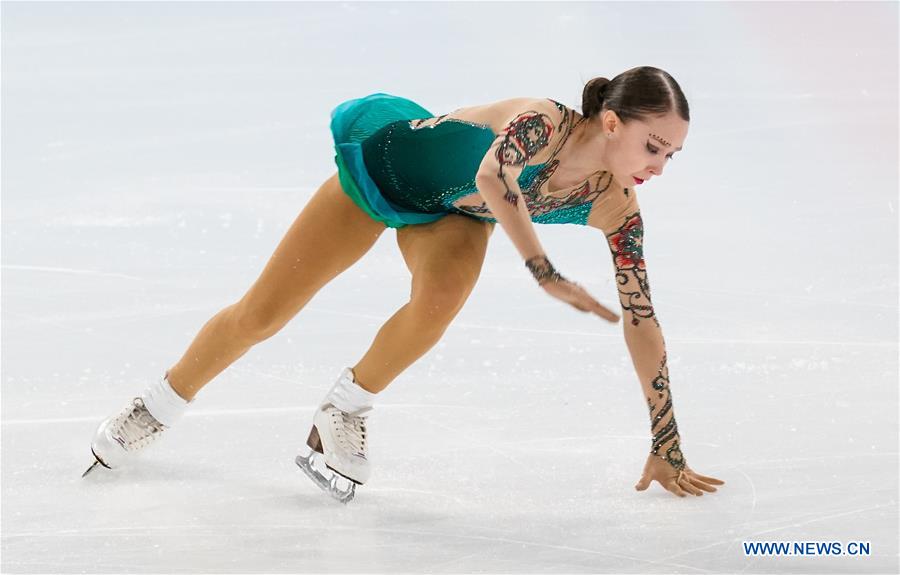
[582,77,611,118]
[579,67,690,123]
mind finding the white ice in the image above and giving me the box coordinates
[2,2,897,573]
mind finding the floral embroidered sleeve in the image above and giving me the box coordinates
[475,99,565,267]
[605,210,685,472]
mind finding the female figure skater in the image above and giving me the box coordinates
[83,66,725,503]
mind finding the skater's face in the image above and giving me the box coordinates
[601,110,689,188]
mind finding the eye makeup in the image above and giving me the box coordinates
[646,142,676,159]
[649,133,671,147]
[648,133,683,151]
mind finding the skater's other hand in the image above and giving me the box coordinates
[634,454,725,498]
[542,279,620,323]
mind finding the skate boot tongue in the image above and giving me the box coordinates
[333,406,368,458]
[323,367,376,414]
[117,398,167,449]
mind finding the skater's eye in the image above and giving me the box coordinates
[646,143,675,160]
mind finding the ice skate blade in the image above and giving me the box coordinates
[81,460,101,478]
[295,451,357,504]
[82,449,111,478]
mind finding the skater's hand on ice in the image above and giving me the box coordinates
[634,454,725,497]
[542,278,620,323]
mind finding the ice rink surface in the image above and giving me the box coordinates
[2,2,897,573]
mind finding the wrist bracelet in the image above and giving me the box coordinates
[650,440,686,471]
[525,255,563,285]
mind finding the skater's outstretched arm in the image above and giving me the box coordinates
[475,100,618,322]
[604,210,680,456]
[600,209,725,497]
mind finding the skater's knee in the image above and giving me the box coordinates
[228,299,289,343]
[408,274,472,325]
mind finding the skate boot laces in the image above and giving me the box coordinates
[330,408,368,459]
[112,398,167,451]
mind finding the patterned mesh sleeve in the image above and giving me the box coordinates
[590,190,685,471]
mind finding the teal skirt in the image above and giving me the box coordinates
[330,93,447,229]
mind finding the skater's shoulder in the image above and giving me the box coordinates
[490,96,570,125]
[451,97,569,134]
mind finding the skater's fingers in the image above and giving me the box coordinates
[567,285,617,323]
[686,476,718,493]
[689,471,725,485]
[546,282,591,313]
[634,473,652,491]
[576,288,619,323]
[581,296,602,313]
[569,299,592,313]
[568,291,602,315]
[593,302,620,323]
[678,476,704,496]
[664,479,688,498]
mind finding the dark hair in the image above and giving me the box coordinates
[581,66,690,123]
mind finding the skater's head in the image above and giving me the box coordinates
[581,66,689,187]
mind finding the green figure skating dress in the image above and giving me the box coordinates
[330,93,599,229]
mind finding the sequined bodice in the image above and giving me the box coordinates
[359,117,596,225]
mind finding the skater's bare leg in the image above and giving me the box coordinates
[165,173,386,400]
[352,214,494,392]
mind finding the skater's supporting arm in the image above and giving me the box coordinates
[475,101,618,322]
[590,204,725,497]
[603,210,684,471]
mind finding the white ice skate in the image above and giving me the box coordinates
[295,402,371,504]
[82,397,168,477]
[82,374,188,477]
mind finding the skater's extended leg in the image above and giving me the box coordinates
[85,173,386,474]
[352,214,494,392]
[165,173,386,400]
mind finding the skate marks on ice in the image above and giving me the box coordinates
[5,333,897,570]
[2,264,146,282]
[642,458,898,570]
[2,405,325,427]
[1,523,709,574]
[1,402,486,427]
